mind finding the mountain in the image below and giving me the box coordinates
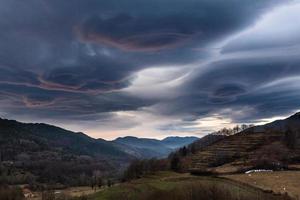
[0,118,129,159]
[161,136,199,149]
[0,118,134,186]
[0,117,197,186]
[188,112,300,174]
[113,136,198,158]
[113,136,172,158]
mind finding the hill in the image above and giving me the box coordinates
[114,136,171,158]
[0,118,130,159]
[0,117,197,186]
[161,136,198,149]
[255,112,300,133]
[113,136,198,158]
[0,118,134,186]
[189,112,300,174]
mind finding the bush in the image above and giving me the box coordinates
[0,185,24,200]
[170,153,181,172]
[123,159,169,181]
[251,143,289,170]
[210,151,235,167]
[285,128,298,149]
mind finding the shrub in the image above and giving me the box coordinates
[123,159,169,181]
[285,128,298,149]
[210,151,235,167]
[0,185,24,200]
[251,143,289,170]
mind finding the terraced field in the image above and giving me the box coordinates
[190,132,283,173]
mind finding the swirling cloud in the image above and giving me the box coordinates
[0,0,297,138]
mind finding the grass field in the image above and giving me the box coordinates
[223,171,300,200]
[27,186,103,200]
[80,172,291,200]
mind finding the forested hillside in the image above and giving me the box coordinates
[0,118,133,187]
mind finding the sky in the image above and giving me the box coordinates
[0,0,300,139]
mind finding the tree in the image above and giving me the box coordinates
[90,177,96,190]
[170,153,181,172]
[241,124,248,131]
[123,158,169,181]
[190,143,197,154]
[251,143,289,170]
[218,128,233,136]
[97,177,103,188]
[212,151,233,167]
[233,125,240,134]
[123,159,144,180]
[107,179,112,187]
[179,146,187,157]
[285,128,298,149]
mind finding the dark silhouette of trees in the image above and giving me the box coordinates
[123,159,169,181]
[0,185,24,200]
[107,179,113,187]
[97,177,103,189]
[179,146,187,157]
[251,143,289,170]
[214,124,253,136]
[190,143,197,154]
[285,128,298,149]
[170,153,181,172]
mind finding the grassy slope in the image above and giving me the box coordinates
[223,171,300,199]
[83,172,290,200]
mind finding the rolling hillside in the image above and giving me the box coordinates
[0,118,130,160]
[189,112,300,174]
[0,117,197,186]
[0,118,136,186]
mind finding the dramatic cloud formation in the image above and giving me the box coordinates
[0,0,299,139]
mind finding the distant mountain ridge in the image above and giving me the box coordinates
[0,117,198,160]
[113,136,198,158]
[162,136,199,149]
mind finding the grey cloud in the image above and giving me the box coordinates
[0,0,293,134]
[75,0,282,52]
[159,43,300,126]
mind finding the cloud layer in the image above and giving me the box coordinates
[0,0,299,139]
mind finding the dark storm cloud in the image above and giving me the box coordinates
[0,0,293,130]
[159,23,300,125]
[75,0,281,52]
[148,8,300,127]
[0,82,153,121]
[39,57,135,93]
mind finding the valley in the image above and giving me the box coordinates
[2,112,300,200]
